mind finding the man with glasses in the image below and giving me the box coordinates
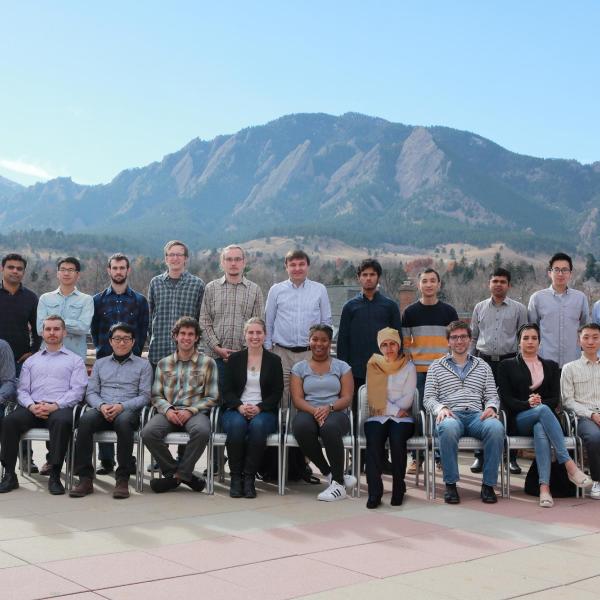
[91,253,149,475]
[70,323,152,499]
[528,252,589,368]
[423,321,504,505]
[200,245,264,389]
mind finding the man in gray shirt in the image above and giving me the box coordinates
[70,323,152,499]
[470,267,528,474]
[528,252,589,368]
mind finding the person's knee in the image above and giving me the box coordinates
[438,418,460,440]
[483,418,504,441]
[534,404,553,418]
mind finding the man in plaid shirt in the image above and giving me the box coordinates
[147,241,205,369]
[143,317,218,493]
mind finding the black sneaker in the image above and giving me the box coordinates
[48,474,66,495]
[480,484,497,504]
[149,476,180,493]
[96,460,115,475]
[0,471,19,493]
[444,483,460,504]
[180,475,206,492]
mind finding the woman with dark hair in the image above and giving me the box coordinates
[222,317,283,498]
[498,323,591,507]
[364,327,416,508]
[290,324,356,501]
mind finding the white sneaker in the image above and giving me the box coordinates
[326,473,357,490]
[590,481,600,500]
[318,481,347,501]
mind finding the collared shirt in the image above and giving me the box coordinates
[148,271,205,364]
[528,286,589,367]
[337,291,402,379]
[470,297,528,356]
[199,276,264,359]
[37,288,94,359]
[0,339,16,405]
[91,286,149,358]
[151,350,218,415]
[593,299,600,326]
[17,347,88,409]
[265,278,332,349]
[86,354,152,411]
[447,355,474,381]
[0,282,41,360]
[561,354,600,419]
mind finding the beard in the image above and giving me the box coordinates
[110,275,127,285]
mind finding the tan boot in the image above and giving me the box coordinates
[69,477,94,498]
[113,479,130,499]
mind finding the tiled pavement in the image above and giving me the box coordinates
[1,447,599,600]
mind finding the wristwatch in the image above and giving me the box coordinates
[329,403,335,412]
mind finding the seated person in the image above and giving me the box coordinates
[561,322,600,500]
[499,323,591,507]
[0,338,17,431]
[290,324,356,501]
[222,317,283,498]
[365,327,416,509]
[70,323,152,499]
[0,315,87,495]
[423,320,504,505]
[142,317,218,493]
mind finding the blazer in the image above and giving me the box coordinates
[497,354,560,417]
[222,349,283,413]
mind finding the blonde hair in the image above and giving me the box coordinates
[244,317,266,335]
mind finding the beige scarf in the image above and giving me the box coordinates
[366,353,409,416]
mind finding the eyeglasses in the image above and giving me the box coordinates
[58,268,78,273]
[448,335,470,341]
[223,257,244,262]
[111,336,133,343]
[549,268,571,274]
[166,253,186,258]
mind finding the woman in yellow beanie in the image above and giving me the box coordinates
[365,327,416,508]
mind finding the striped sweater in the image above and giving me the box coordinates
[423,354,499,415]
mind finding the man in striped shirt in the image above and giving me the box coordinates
[142,317,218,493]
[424,321,504,505]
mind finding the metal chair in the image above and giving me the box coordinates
[355,385,430,498]
[281,403,355,496]
[428,410,507,499]
[208,405,284,495]
[69,405,146,492]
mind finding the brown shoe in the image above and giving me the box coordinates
[113,479,130,499]
[69,477,94,498]
[40,462,52,476]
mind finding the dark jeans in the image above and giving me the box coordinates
[221,409,277,476]
[293,410,350,484]
[74,409,140,480]
[577,417,600,481]
[365,419,414,499]
[0,405,74,473]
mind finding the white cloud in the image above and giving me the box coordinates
[0,158,54,180]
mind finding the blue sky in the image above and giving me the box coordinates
[1,2,598,186]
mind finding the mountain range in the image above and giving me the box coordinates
[2,112,599,255]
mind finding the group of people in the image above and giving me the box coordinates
[0,244,598,511]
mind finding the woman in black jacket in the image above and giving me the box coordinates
[222,317,283,498]
[498,323,590,507]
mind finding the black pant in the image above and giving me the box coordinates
[365,419,414,499]
[293,410,350,484]
[74,409,140,480]
[0,406,74,473]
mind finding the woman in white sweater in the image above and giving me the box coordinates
[364,327,416,508]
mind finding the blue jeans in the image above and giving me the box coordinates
[221,409,278,475]
[436,410,504,487]
[515,404,570,485]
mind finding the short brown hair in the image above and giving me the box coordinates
[171,316,201,347]
[446,320,472,340]
[164,240,189,257]
[285,249,310,265]
[107,253,130,268]
[42,314,66,330]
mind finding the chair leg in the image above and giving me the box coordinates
[277,443,283,496]
[431,440,437,500]
[281,445,288,496]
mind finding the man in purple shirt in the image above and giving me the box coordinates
[0,315,88,495]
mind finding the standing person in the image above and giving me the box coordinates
[402,268,458,473]
[199,244,264,389]
[142,317,218,493]
[148,240,205,370]
[337,258,402,406]
[528,252,589,368]
[364,328,416,508]
[0,253,41,374]
[423,321,505,505]
[221,318,283,498]
[0,316,88,495]
[90,253,149,474]
[265,249,332,406]
[469,267,528,475]
[561,323,600,500]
